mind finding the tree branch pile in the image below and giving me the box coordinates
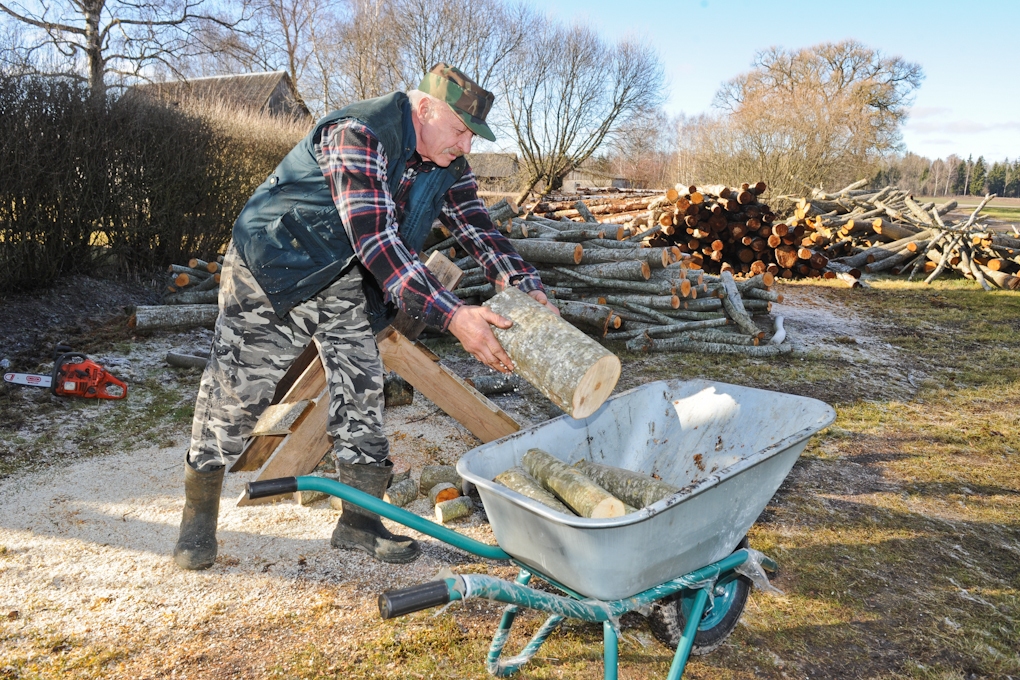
[775,181,1014,290]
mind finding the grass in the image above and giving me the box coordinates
[2,278,1019,679]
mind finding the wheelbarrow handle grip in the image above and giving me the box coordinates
[246,477,298,499]
[378,580,452,620]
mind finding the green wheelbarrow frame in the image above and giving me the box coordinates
[246,475,777,680]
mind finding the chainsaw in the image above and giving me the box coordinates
[3,347,128,400]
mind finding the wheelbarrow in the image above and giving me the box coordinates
[246,379,835,679]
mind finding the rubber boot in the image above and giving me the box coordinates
[173,463,224,570]
[331,461,421,564]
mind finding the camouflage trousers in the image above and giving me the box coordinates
[187,243,388,472]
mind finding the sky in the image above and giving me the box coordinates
[541,0,1020,163]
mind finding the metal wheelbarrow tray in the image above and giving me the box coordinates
[245,379,835,678]
[458,378,836,600]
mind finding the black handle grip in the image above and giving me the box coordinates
[246,477,298,499]
[378,580,451,619]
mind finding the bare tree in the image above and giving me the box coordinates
[502,21,665,203]
[186,0,317,110]
[305,0,403,113]
[607,108,677,189]
[689,40,923,194]
[398,0,537,91]
[0,0,242,99]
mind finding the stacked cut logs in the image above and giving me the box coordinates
[163,257,223,304]
[438,198,790,355]
[776,181,1013,290]
[494,448,683,518]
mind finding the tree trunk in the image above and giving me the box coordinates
[572,459,679,509]
[494,466,573,514]
[485,288,620,419]
[522,448,626,518]
[508,238,583,265]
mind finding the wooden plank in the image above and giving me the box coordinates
[236,388,332,506]
[229,354,327,472]
[377,327,520,443]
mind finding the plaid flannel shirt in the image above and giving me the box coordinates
[316,120,542,331]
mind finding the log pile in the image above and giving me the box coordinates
[438,200,789,355]
[775,182,1013,290]
[163,257,223,304]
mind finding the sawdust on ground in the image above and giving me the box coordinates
[0,279,905,679]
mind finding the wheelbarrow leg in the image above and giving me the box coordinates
[602,621,619,680]
[485,569,564,677]
[665,588,709,680]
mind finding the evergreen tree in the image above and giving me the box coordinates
[986,161,1006,195]
[1006,160,1020,198]
[951,160,968,195]
[969,156,987,195]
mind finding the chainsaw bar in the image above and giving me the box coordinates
[4,372,53,388]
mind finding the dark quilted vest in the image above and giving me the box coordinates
[232,91,467,328]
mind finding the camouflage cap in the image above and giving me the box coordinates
[418,63,496,142]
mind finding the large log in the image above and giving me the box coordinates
[484,288,620,419]
[522,448,626,518]
[553,300,614,336]
[494,466,573,514]
[508,238,583,265]
[573,459,679,509]
[570,260,651,281]
[130,304,218,330]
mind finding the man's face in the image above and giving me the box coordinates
[416,100,474,167]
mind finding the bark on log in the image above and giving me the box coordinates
[508,238,583,265]
[383,478,418,507]
[485,288,620,419]
[573,201,598,223]
[428,482,461,505]
[487,198,519,226]
[164,289,219,305]
[719,272,761,337]
[601,294,679,310]
[435,496,473,523]
[165,352,209,369]
[522,448,626,518]
[131,304,218,330]
[466,373,524,395]
[605,317,729,341]
[570,260,651,281]
[494,466,573,514]
[419,465,462,496]
[573,459,679,509]
[628,336,793,355]
[553,300,614,336]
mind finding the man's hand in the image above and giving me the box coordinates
[449,305,516,373]
[528,289,560,316]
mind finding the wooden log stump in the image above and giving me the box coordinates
[484,288,620,419]
[419,465,462,496]
[522,448,626,518]
[435,496,473,523]
[383,478,418,507]
[428,482,461,505]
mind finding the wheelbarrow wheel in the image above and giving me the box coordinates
[647,538,751,656]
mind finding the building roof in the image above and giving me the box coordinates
[131,71,310,119]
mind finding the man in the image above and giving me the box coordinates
[173,63,556,570]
